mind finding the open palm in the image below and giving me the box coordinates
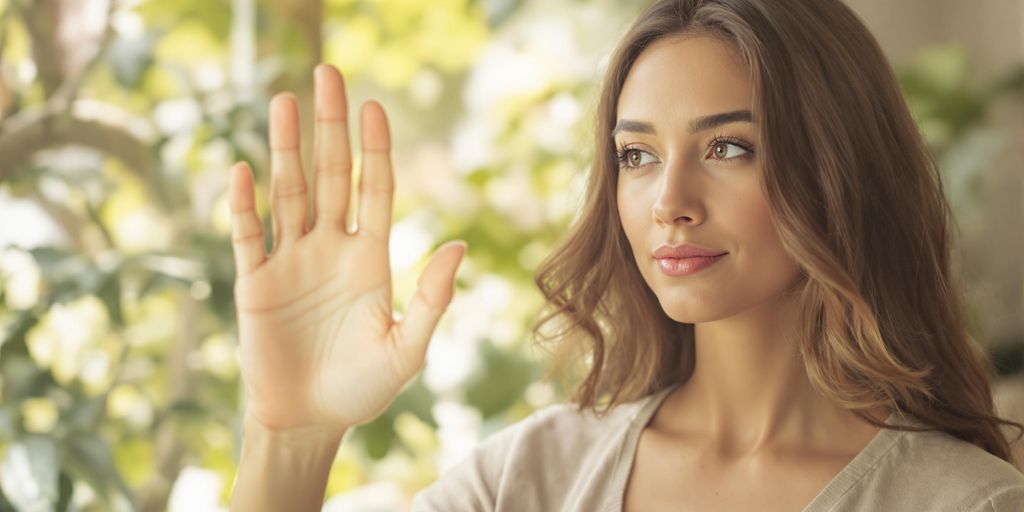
[228,64,466,432]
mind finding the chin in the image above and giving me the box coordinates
[655,295,724,324]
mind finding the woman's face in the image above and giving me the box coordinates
[615,34,802,323]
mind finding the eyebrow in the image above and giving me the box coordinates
[611,109,753,138]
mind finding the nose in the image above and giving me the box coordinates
[652,159,706,226]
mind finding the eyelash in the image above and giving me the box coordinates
[615,134,756,171]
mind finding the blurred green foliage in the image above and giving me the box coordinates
[900,43,1024,220]
[0,0,1021,510]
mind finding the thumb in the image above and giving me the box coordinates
[395,240,468,369]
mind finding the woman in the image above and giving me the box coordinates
[227,0,1024,510]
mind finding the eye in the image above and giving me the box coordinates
[616,145,658,170]
[707,136,755,162]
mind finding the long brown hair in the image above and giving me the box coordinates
[531,0,1024,466]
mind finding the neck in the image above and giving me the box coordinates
[657,287,889,459]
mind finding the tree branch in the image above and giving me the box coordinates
[21,0,64,97]
[0,101,169,210]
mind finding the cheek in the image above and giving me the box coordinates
[749,197,786,253]
[719,179,780,247]
[743,198,778,245]
[617,182,648,249]
[732,188,801,281]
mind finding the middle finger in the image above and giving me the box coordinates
[312,64,353,232]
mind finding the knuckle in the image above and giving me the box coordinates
[317,160,352,174]
[272,186,308,199]
[359,180,394,195]
[415,287,442,312]
[355,228,389,245]
[232,232,265,244]
[316,115,348,123]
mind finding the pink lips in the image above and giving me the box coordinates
[656,254,725,276]
[653,244,727,277]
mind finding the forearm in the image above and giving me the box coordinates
[230,415,347,512]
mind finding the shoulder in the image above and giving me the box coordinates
[410,392,658,511]
[851,416,1024,511]
[464,391,655,468]
[452,393,651,472]
[518,395,647,450]
[896,422,1024,488]
[908,427,1024,510]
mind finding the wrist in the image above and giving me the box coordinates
[229,414,349,512]
[243,412,349,448]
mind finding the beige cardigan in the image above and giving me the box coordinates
[412,384,1024,511]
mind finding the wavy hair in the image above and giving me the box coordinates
[531,0,1024,465]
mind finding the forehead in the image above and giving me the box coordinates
[617,34,753,128]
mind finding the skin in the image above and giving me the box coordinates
[614,34,890,510]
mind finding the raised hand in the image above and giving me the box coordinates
[228,64,467,433]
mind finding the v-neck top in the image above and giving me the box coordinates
[411,384,1024,511]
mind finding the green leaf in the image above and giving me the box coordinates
[358,415,395,460]
[0,309,37,362]
[0,489,16,511]
[96,271,125,328]
[0,435,59,512]
[60,390,103,431]
[61,431,133,503]
[26,248,102,304]
[108,32,160,89]
[2,355,51,403]
[465,341,539,419]
[481,0,527,27]
[25,247,77,276]
[350,376,441,459]
[55,472,73,512]
[990,65,1024,96]
[389,376,438,429]
[168,398,208,423]
[136,0,232,38]
[0,408,13,440]
[910,44,968,94]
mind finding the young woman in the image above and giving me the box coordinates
[227,0,1024,510]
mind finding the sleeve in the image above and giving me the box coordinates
[408,415,533,512]
[967,485,1024,512]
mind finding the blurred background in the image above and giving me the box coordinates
[0,0,1021,510]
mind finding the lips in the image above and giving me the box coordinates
[652,244,727,259]
[655,253,725,276]
[652,244,728,277]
